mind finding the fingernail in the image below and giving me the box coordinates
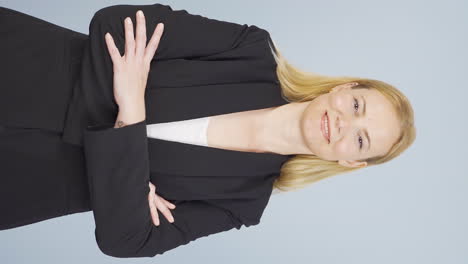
[137,10,143,17]
[125,17,131,24]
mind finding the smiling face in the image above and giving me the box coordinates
[300,82,401,167]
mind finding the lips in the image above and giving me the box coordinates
[321,111,330,143]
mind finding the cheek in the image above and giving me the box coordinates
[331,93,348,109]
[333,140,354,159]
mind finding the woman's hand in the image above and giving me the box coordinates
[148,182,176,226]
[104,10,164,109]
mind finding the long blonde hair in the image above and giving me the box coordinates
[267,39,416,194]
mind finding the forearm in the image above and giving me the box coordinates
[83,108,151,253]
[115,100,146,128]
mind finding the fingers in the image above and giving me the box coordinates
[104,33,122,64]
[144,23,164,63]
[154,195,175,223]
[124,17,135,57]
[120,10,164,64]
[135,10,147,58]
[150,182,175,209]
[148,191,160,226]
[159,196,176,209]
[148,181,156,191]
[148,182,175,226]
[148,182,159,225]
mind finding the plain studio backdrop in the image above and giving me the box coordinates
[1,0,467,263]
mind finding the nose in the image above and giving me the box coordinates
[336,111,363,138]
[335,112,354,139]
[336,114,348,134]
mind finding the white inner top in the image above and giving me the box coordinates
[146,116,212,147]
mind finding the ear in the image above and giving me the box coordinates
[338,159,367,168]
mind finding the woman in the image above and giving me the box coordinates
[0,3,416,258]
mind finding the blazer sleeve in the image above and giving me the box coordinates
[82,3,272,126]
[83,120,244,258]
[90,3,269,60]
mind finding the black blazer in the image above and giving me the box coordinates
[64,3,292,258]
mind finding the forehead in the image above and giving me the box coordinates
[355,88,400,157]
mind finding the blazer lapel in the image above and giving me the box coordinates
[148,138,291,177]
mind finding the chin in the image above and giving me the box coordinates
[317,153,336,161]
[300,106,316,150]
[306,110,327,146]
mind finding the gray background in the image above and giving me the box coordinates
[1,0,467,263]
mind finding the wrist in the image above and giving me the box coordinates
[115,102,146,128]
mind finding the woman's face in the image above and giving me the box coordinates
[300,82,401,167]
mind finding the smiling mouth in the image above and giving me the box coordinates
[321,111,330,143]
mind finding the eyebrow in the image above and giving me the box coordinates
[361,95,371,152]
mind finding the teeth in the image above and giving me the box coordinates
[324,114,329,138]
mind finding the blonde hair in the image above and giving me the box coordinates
[267,39,416,194]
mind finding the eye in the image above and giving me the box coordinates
[353,97,359,112]
[354,98,363,150]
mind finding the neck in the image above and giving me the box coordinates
[252,102,315,155]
